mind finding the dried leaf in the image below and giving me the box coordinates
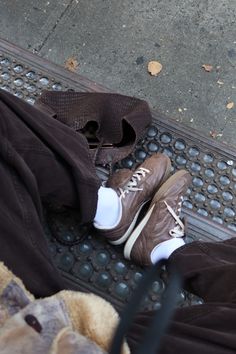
[210,130,223,139]
[64,57,79,72]
[148,61,163,76]
[226,101,234,110]
[202,64,213,72]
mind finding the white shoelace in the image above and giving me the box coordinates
[164,197,185,238]
[119,167,150,198]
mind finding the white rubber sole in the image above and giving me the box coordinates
[109,201,149,245]
[124,203,155,259]
[124,170,187,260]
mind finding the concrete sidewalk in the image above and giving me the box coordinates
[1,0,236,145]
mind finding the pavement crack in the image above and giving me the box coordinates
[37,0,74,52]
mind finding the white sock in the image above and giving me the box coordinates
[150,238,185,264]
[93,186,122,229]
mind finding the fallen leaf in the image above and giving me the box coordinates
[202,64,213,72]
[210,130,223,139]
[226,101,234,109]
[64,57,79,72]
[148,61,162,76]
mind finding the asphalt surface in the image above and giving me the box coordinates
[1,0,236,145]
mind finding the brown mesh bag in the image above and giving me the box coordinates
[35,92,152,166]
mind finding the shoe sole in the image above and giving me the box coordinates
[124,170,187,260]
[109,201,149,245]
[110,157,172,245]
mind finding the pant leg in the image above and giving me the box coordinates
[170,238,236,303]
[0,90,100,297]
[0,89,100,223]
[127,239,236,354]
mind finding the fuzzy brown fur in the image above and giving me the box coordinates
[50,327,106,354]
[57,290,130,354]
[0,262,130,354]
[0,262,34,302]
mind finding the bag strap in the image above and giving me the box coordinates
[109,260,182,354]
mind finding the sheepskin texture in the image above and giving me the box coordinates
[0,262,34,301]
[50,327,106,354]
[0,262,130,354]
[0,297,71,354]
[0,262,34,327]
[57,290,130,354]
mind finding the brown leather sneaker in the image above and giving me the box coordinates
[124,170,192,265]
[95,153,171,245]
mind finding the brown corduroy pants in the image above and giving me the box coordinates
[128,239,236,354]
[0,89,100,297]
[1,89,236,353]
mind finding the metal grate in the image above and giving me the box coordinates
[122,124,236,233]
[1,38,235,312]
